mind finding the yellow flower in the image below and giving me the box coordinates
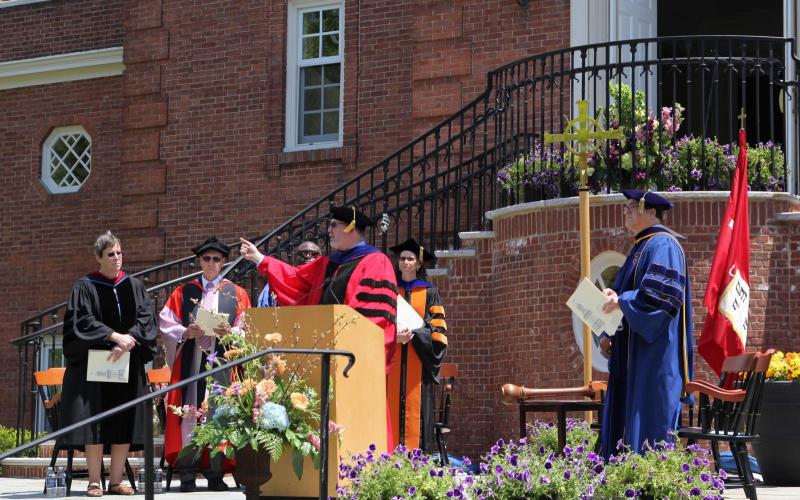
[290,392,309,410]
[256,378,277,399]
[264,332,283,343]
[241,379,257,395]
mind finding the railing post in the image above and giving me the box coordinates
[318,353,331,500]
[142,399,154,500]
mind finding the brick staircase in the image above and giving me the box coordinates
[0,438,164,479]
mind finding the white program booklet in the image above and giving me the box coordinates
[566,277,624,337]
[195,308,230,336]
[86,349,130,383]
[396,295,425,332]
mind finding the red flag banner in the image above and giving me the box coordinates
[698,128,751,375]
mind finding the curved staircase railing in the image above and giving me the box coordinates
[13,35,800,444]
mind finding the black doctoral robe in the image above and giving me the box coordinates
[59,272,158,451]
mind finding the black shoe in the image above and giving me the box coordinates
[179,480,197,493]
[207,478,229,491]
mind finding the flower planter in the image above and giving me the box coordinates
[232,445,272,500]
[751,380,800,485]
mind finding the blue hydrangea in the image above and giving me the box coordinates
[212,403,238,422]
[258,402,289,431]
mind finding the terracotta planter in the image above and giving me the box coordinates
[751,380,800,485]
[232,445,272,500]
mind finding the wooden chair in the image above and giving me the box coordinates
[35,367,137,496]
[434,363,458,465]
[678,350,774,500]
[146,366,174,491]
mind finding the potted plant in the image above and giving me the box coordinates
[170,322,336,499]
[751,351,800,485]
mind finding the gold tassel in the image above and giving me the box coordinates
[638,190,651,215]
[343,206,356,233]
[419,245,424,262]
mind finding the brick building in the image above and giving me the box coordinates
[1,0,799,459]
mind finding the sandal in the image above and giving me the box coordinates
[107,483,135,496]
[86,483,103,497]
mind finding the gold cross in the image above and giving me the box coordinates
[544,100,623,188]
[738,108,746,130]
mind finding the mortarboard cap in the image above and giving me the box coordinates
[621,189,673,214]
[389,238,435,264]
[192,236,231,257]
[330,206,374,233]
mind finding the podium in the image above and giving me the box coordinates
[245,305,388,498]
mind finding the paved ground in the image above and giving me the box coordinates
[1,476,797,498]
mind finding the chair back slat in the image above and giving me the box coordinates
[34,367,66,386]
[745,350,774,435]
[436,363,457,426]
[147,366,171,385]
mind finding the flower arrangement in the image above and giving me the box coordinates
[498,82,786,198]
[338,419,726,499]
[766,351,800,381]
[170,318,342,479]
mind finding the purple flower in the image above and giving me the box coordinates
[682,463,691,472]
[563,470,571,480]
[691,487,702,496]
[701,473,710,483]
[625,488,635,497]
[718,469,728,479]
[408,486,416,496]
[509,454,518,467]
[206,351,219,366]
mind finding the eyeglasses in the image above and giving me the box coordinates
[201,255,224,263]
[622,203,639,214]
[298,250,321,258]
[106,250,123,258]
[328,221,344,229]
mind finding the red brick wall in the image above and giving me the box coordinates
[0,77,125,426]
[0,0,123,61]
[436,194,800,457]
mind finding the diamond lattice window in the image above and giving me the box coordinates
[41,126,91,194]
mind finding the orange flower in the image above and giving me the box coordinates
[223,348,243,360]
[264,332,283,343]
[290,392,309,410]
[256,378,277,399]
[241,379,257,395]
[271,355,288,374]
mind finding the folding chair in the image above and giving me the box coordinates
[35,367,137,496]
[434,363,458,465]
[146,366,175,491]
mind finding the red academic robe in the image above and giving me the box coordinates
[256,247,399,447]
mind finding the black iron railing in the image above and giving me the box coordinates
[13,35,800,444]
[1,348,355,500]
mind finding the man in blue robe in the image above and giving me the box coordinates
[599,190,694,459]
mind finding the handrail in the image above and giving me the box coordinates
[1,347,356,500]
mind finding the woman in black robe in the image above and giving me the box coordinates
[387,238,448,452]
[59,231,158,496]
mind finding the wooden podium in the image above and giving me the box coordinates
[245,305,388,498]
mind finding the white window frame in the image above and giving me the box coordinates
[571,250,626,373]
[41,125,92,194]
[285,0,344,152]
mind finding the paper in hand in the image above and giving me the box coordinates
[86,349,130,383]
[195,307,230,336]
[566,277,623,337]
[396,295,424,332]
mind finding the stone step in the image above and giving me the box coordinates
[1,438,164,479]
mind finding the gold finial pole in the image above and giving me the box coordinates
[544,100,623,397]
[738,108,747,130]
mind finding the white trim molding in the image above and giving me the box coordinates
[0,47,124,91]
[0,0,50,9]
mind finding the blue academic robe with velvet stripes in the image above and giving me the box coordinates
[601,225,694,458]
